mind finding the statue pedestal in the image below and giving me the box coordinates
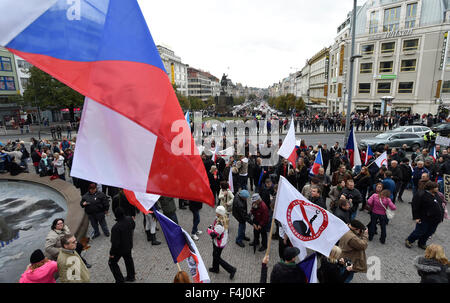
[215,95,233,114]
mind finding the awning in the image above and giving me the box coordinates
[355,106,369,110]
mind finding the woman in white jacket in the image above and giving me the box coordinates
[218,181,234,213]
[208,206,236,280]
[53,153,65,180]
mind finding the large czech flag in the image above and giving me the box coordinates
[0,0,214,206]
[345,125,362,168]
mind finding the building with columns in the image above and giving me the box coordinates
[157,45,188,96]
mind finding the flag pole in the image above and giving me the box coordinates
[176,263,182,272]
[264,176,284,258]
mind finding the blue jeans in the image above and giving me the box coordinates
[236,222,246,243]
[350,209,357,221]
[407,220,439,247]
[191,209,200,235]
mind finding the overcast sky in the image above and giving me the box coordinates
[138,0,364,89]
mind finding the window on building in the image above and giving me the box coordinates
[398,82,414,93]
[362,44,374,55]
[383,6,401,32]
[360,62,373,73]
[381,42,395,53]
[17,59,32,69]
[401,59,417,72]
[405,3,417,29]
[379,61,393,73]
[20,78,29,89]
[0,57,12,71]
[369,11,379,34]
[403,39,419,51]
[359,83,371,93]
[442,81,450,93]
[0,76,16,91]
[377,82,391,93]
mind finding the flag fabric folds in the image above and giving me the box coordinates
[274,176,349,258]
[228,165,234,193]
[0,0,214,206]
[278,118,298,169]
[345,125,362,168]
[154,210,210,283]
[123,190,160,215]
[365,145,374,165]
[310,149,323,175]
[429,146,437,162]
[374,151,388,168]
[298,253,318,283]
[185,111,190,129]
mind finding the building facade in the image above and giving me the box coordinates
[348,0,450,114]
[308,47,331,111]
[0,47,21,124]
[328,13,351,113]
[157,45,188,96]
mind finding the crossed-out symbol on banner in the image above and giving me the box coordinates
[286,200,329,241]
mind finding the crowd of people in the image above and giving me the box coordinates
[5,127,449,283]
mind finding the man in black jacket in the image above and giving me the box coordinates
[341,179,362,221]
[232,190,251,247]
[322,144,331,174]
[109,207,136,283]
[333,199,351,224]
[406,182,445,249]
[270,247,306,283]
[389,160,403,203]
[81,183,110,238]
[398,159,412,203]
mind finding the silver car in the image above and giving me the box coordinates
[360,132,424,152]
[389,125,430,137]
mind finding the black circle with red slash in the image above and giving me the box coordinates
[286,199,328,241]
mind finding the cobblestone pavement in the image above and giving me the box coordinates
[84,188,449,283]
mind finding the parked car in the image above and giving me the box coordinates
[360,132,424,152]
[432,123,450,137]
[389,125,430,137]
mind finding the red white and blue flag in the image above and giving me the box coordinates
[345,125,362,168]
[429,146,437,162]
[0,0,214,206]
[123,190,159,215]
[278,117,298,169]
[154,210,210,283]
[310,149,323,176]
[298,253,318,283]
[365,145,374,165]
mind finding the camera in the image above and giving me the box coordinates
[344,258,352,267]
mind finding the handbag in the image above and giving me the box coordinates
[378,196,394,219]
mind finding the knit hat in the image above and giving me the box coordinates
[283,247,300,261]
[239,190,250,199]
[215,206,226,217]
[251,193,261,203]
[30,249,45,264]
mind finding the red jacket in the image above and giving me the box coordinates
[251,201,269,227]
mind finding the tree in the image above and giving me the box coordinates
[248,94,257,101]
[23,67,84,121]
[189,97,206,110]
